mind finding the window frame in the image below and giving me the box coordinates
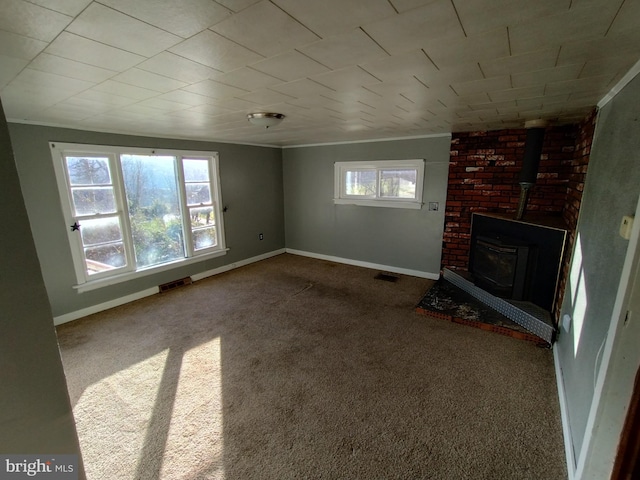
[50,142,227,292]
[333,159,425,209]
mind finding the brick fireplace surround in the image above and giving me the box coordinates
[442,109,597,322]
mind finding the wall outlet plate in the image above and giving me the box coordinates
[428,202,439,211]
[620,215,634,240]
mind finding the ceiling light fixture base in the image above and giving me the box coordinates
[247,112,285,128]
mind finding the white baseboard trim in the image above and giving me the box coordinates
[54,249,286,326]
[191,248,285,281]
[53,287,160,326]
[554,343,577,480]
[285,248,440,280]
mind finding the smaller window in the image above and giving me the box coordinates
[334,159,425,209]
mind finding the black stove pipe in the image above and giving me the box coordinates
[515,122,547,220]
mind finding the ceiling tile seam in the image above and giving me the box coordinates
[243,65,289,83]
[449,0,468,37]
[604,0,627,37]
[150,51,224,75]
[360,86,383,98]
[203,29,266,64]
[420,49,440,71]
[292,48,334,72]
[90,2,189,41]
[47,31,152,70]
[267,0,323,41]
[385,0,400,15]
[308,78,338,93]
[358,27,391,56]
[413,76,430,90]
[399,93,415,104]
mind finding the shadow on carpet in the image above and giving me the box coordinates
[416,278,549,347]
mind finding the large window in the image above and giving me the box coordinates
[334,159,425,209]
[50,143,226,291]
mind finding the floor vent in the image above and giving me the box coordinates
[159,277,192,293]
[375,272,399,283]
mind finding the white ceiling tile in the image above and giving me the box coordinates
[92,80,159,100]
[214,0,261,13]
[580,54,639,80]
[0,30,47,61]
[544,74,616,97]
[0,55,29,89]
[137,53,219,84]
[424,27,510,69]
[269,78,334,98]
[27,0,91,16]
[66,3,183,57]
[11,68,95,95]
[99,0,232,38]
[0,0,72,42]
[364,0,465,55]
[299,29,388,70]
[607,0,640,35]
[557,30,640,66]
[73,89,137,107]
[450,75,511,96]
[488,86,545,103]
[36,103,97,123]
[310,66,381,92]
[156,90,215,107]
[211,67,283,91]
[237,89,296,105]
[169,30,264,72]
[187,104,237,116]
[389,0,441,13]
[421,63,484,88]
[60,97,120,114]
[211,1,319,57]
[271,0,396,37]
[509,3,621,56]
[111,69,188,93]
[45,32,146,71]
[126,100,189,114]
[480,48,559,78]
[29,53,118,83]
[182,80,249,99]
[2,71,90,109]
[360,50,438,83]
[453,0,567,36]
[511,64,584,89]
[249,50,329,82]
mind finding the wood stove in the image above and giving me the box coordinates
[470,234,533,301]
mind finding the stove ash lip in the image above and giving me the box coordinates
[515,119,548,220]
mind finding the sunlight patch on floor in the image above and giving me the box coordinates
[75,349,170,479]
[160,337,224,479]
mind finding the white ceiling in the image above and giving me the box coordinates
[1,0,639,147]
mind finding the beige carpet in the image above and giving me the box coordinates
[56,253,567,480]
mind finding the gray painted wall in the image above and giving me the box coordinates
[557,73,640,460]
[282,136,451,276]
[8,124,284,317]
[0,104,84,474]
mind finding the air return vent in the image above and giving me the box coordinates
[159,277,192,293]
[375,272,399,283]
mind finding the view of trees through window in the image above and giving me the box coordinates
[62,150,220,278]
[345,168,417,198]
[121,154,183,268]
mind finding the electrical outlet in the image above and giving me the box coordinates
[259,233,264,240]
[428,202,439,211]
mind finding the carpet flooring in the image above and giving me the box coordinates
[56,253,567,480]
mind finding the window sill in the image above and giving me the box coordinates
[333,198,423,209]
[74,248,229,293]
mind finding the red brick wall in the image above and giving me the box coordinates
[442,126,577,270]
[554,110,597,315]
